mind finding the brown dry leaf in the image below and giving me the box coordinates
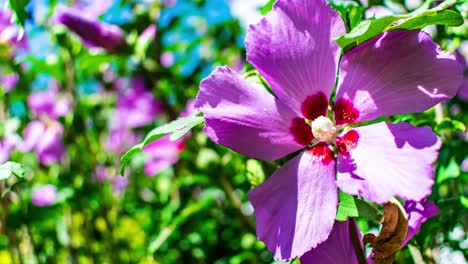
[363,198,408,264]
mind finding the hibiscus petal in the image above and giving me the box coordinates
[337,122,441,204]
[335,30,463,124]
[300,220,361,264]
[247,144,338,260]
[245,0,345,116]
[195,66,305,161]
[402,200,439,247]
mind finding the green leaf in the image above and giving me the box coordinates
[336,16,400,51]
[54,188,74,204]
[461,196,468,208]
[391,10,463,30]
[8,0,29,29]
[120,115,204,175]
[336,191,383,222]
[260,0,275,15]
[435,118,466,133]
[148,190,216,253]
[1,178,25,199]
[336,191,359,221]
[437,158,460,183]
[354,198,383,222]
[0,162,25,181]
[335,0,463,51]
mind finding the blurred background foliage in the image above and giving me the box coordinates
[0,0,465,263]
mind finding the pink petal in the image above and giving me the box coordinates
[300,220,361,264]
[245,0,345,116]
[195,66,305,161]
[143,135,182,176]
[19,121,46,152]
[402,200,439,247]
[337,122,441,204]
[335,30,463,124]
[247,144,338,260]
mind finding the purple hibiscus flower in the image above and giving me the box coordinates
[195,0,462,260]
[32,184,57,207]
[55,5,126,52]
[306,201,439,264]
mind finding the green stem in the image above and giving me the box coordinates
[349,218,367,264]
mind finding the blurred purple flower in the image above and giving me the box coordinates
[105,128,141,154]
[142,99,195,176]
[0,73,19,93]
[20,121,66,165]
[140,24,157,45]
[143,135,184,176]
[56,5,126,52]
[0,134,21,163]
[160,52,175,68]
[460,157,468,172]
[111,76,163,129]
[32,184,57,207]
[93,165,109,182]
[112,175,128,196]
[27,89,71,119]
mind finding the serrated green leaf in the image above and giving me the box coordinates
[391,10,463,30]
[120,115,204,175]
[335,0,463,51]
[336,16,400,51]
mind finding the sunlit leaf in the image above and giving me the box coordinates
[336,191,383,222]
[0,162,25,180]
[335,0,463,51]
[120,114,204,175]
